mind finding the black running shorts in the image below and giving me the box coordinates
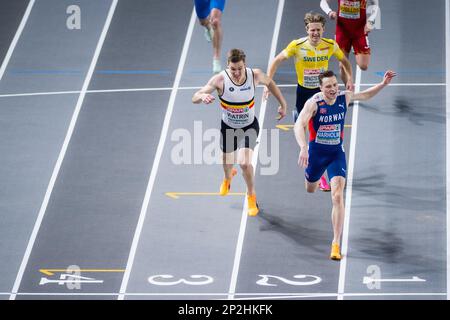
[220,118,260,153]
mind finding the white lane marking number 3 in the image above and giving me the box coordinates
[148,275,214,286]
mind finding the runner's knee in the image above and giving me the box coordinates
[239,162,252,172]
[305,182,317,193]
[198,18,209,27]
[210,9,221,30]
[210,17,221,29]
[331,190,343,206]
[358,63,368,71]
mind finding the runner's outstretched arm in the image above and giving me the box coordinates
[348,70,396,103]
[192,74,220,104]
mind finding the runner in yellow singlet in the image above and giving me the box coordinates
[263,12,354,191]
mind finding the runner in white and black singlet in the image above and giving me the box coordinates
[193,48,288,217]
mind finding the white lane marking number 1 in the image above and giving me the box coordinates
[364,265,426,290]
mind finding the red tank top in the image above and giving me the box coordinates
[337,0,367,37]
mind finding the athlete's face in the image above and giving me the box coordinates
[306,22,324,45]
[228,60,246,83]
[320,76,339,101]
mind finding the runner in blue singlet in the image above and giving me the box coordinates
[294,69,396,261]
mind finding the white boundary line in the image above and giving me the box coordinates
[8,0,118,300]
[227,0,285,300]
[0,0,35,81]
[117,8,197,301]
[0,291,445,297]
[337,66,362,300]
[446,0,450,302]
[0,83,445,99]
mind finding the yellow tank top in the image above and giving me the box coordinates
[283,37,344,88]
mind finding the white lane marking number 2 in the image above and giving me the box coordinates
[256,275,322,286]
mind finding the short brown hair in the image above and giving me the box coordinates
[227,48,246,64]
[304,12,326,28]
[319,70,336,85]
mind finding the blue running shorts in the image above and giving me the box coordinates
[194,0,226,19]
[305,146,347,183]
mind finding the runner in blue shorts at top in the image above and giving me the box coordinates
[194,0,226,73]
[294,69,396,261]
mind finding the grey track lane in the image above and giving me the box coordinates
[0,0,112,298]
[15,0,192,299]
[89,0,188,90]
[0,0,113,95]
[342,0,446,299]
[0,0,29,66]
[123,0,279,299]
[344,87,446,299]
[359,0,445,85]
[233,0,350,299]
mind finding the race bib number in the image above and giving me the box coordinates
[339,0,361,19]
[316,124,341,145]
[303,69,321,88]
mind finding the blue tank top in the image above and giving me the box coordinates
[308,91,347,152]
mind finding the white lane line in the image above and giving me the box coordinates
[337,66,362,300]
[446,0,450,302]
[0,90,81,98]
[0,83,445,98]
[360,83,445,86]
[234,295,337,300]
[117,8,197,300]
[227,0,285,300]
[0,88,175,98]
[8,0,118,300]
[235,292,447,300]
[0,0,35,82]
